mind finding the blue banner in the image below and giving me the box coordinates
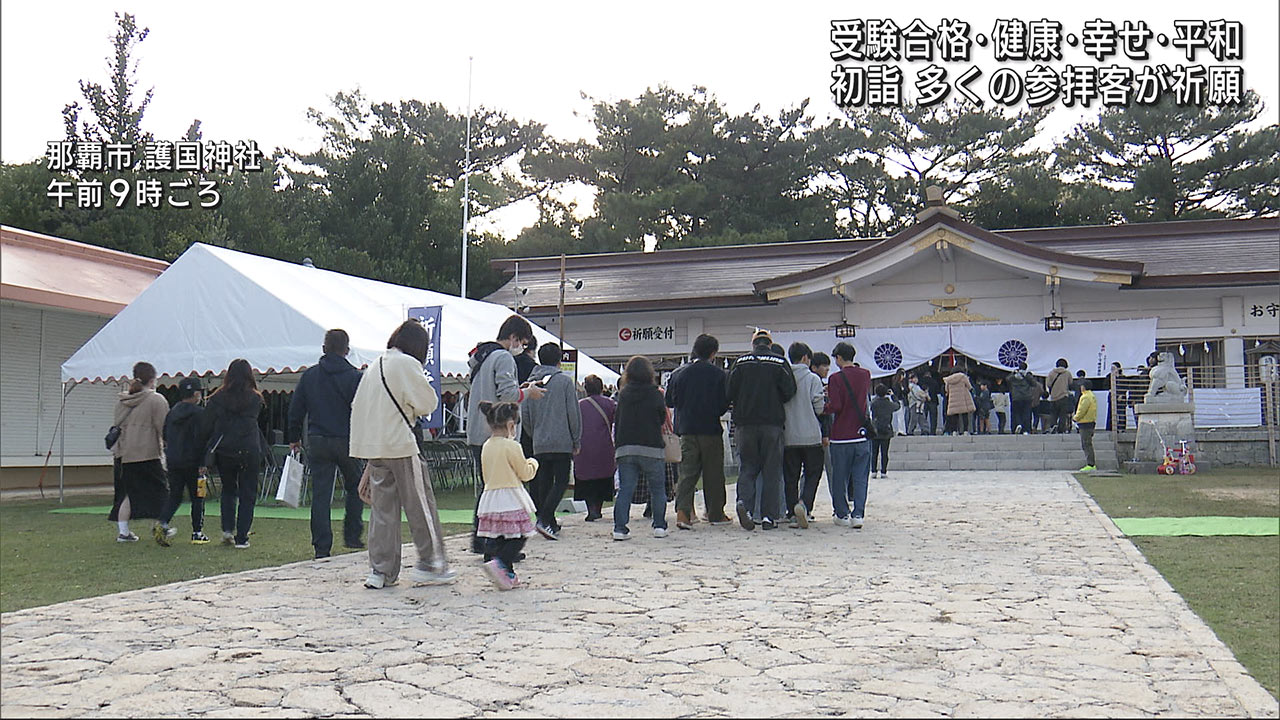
[407,306,443,429]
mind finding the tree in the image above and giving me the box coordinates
[835,103,1050,215]
[62,12,154,149]
[964,162,1120,230]
[284,90,547,296]
[1057,93,1279,220]
[810,124,910,238]
[513,86,836,253]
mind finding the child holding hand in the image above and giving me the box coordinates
[476,401,539,590]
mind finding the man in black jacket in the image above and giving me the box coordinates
[727,329,797,530]
[288,329,365,559]
[666,334,731,529]
[155,377,208,545]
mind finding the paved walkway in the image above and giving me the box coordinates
[2,471,1276,718]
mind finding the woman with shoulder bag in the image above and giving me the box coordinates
[350,320,456,590]
[202,359,267,548]
[108,361,170,543]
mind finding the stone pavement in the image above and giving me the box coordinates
[2,471,1276,718]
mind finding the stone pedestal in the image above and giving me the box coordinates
[1130,402,1196,467]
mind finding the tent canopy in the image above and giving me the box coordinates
[61,243,620,387]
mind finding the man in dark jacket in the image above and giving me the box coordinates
[288,329,365,559]
[156,377,208,545]
[921,370,941,435]
[1007,362,1038,435]
[666,334,731,529]
[727,329,797,531]
[522,342,583,540]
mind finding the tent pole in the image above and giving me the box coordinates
[59,381,68,504]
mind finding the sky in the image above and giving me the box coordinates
[3,1,1277,237]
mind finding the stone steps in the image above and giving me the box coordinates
[876,432,1118,471]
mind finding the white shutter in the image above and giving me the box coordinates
[1,303,41,459]
[40,310,116,462]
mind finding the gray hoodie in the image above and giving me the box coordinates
[520,365,582,455]
[783,363,826,447]
[467,344,520,446]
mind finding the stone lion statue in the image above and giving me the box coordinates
[1144,351,1188,404]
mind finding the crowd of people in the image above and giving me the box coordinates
[866,360,1104,440]
[105,314,1113,592]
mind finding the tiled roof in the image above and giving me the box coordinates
[0,226,168,315]
[486,217,1279,311]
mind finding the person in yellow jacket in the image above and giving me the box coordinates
[477,401,539,590]
[1073,382,1098,472]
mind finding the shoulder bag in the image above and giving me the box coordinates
[659,391,682,463]
[584,396,610,425]
[104,405,136,450]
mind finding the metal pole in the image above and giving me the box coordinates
[460,55,473,299]
[59,381,68,503]
[1267,378,1276,466]
[558,253,566,347]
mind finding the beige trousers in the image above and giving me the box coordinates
[367,455,449,580]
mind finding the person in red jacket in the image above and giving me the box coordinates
[824,342,872,528]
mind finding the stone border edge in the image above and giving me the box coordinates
[1063,471,1280,717]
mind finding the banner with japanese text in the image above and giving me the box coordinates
[407,305,444,429]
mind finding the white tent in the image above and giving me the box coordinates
[61,242,620,387]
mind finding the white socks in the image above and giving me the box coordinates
[117,520,130,534]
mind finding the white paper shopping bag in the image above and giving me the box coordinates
[276,451,305,508]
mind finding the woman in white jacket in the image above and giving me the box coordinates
[350,320,456,589]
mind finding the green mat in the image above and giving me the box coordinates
[1113,516,1280,537]
[51,505,477,524]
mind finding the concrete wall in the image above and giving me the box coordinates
[1115,429,1276,468]
[0,464,114,492]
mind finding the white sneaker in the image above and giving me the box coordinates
[364,571,397,589]
[851,516,864,529]
[793,503,809,529]
[833,516,853,528]
[612,530,631,541]
[222,531,235,545]
[653,527,668,538]
[407,567,458,586]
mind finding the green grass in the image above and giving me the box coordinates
[0,488,476,614]
[1077,468,1280,699]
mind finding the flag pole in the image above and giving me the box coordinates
[460,56,474,299]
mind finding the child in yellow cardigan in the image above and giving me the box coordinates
[477,401,539,590]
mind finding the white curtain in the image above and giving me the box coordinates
[1193,388,1263,427]
[774,319,1157,379]
[950,318,1157,376]
[772,326,952,378]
